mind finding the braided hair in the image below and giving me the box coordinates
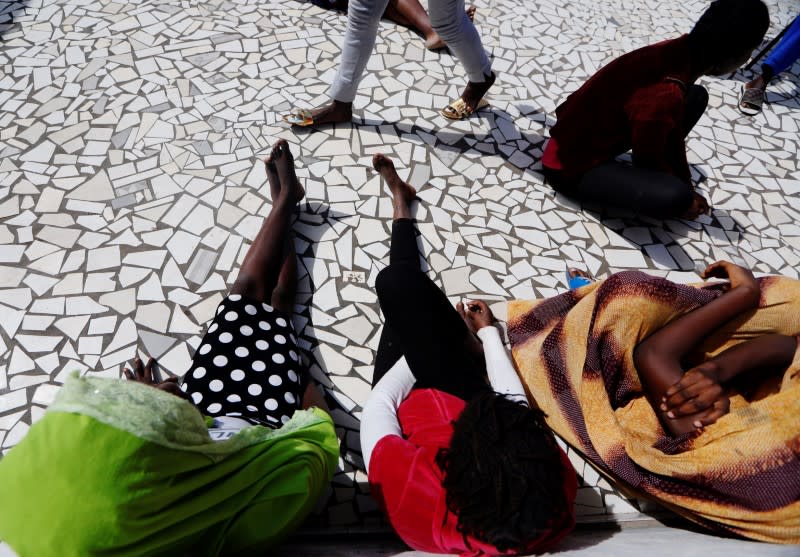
[435,392,570,553]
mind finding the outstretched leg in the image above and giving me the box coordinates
[262,156,300,314]
[372,154,488,400]
[232,140,305,303]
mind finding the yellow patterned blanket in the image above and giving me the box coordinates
[507,271,800,543]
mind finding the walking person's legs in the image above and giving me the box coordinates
[296,0,391,126]
[429,0,495,118]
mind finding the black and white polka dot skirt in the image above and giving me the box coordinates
[181,294,304,428]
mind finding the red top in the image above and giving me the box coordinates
[545,35,693,183]
[368,389,577,557]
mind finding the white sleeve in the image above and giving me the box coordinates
[360,356,416,473]
[477,326,528,406]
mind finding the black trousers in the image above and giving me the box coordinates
[373,219,489,401]
[548,84,709,219]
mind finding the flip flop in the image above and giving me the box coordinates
[739,85,765,116]
[440,97,490,120]
[565,266,594,290]
[282,108,314,127]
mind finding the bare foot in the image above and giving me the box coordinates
[308,100,352,126]
[424,33,445,50]
[745,74,767,92]
[264,156,280,201]
[680,191,710,220]
[373,153,416,203]
[271,140,305,203]
[424,6,476,50]
[460,70,496,113]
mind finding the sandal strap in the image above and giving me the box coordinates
[291,107,312,119]
[740,87,764,108]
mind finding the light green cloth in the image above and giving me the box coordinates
[0,374,339,557]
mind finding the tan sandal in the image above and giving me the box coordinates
[440,97,490,120]
[282,108,314,127]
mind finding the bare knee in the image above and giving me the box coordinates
[231,274,268,303]
[270,285,295,313]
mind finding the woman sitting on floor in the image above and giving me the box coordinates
[509,261,800,543]
[0,140,339,557]
[542,0,769,220]
[360,154,577,556]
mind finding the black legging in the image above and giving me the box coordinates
[373,219,489,401]
[551,85,709,218]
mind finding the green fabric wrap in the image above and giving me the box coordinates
[0,374,339,557]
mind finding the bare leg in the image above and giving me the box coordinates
[231,140,305,303]
[460,70,495,112]
[373,153,417,220]
[383,0,475,50]
[263,157,299,314]
[745,64,774,92]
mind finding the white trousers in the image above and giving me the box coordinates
[329,0,492,102]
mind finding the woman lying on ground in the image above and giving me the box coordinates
[302,0,476,50]
[509,261,800,543]
[0,140,339,557]
[360,154,577,556]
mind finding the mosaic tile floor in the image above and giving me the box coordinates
[1,0,799,539]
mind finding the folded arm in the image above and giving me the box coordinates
[662,334,797,418]
[634,261,760,435]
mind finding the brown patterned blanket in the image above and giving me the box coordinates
[507,271,800,543]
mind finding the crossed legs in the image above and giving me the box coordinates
[232,140,304,313]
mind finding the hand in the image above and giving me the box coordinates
[702,260,759,302]
[456,300,495,333]
[681,191,710,219]
[660,361,730,428]
[123,357,191,402]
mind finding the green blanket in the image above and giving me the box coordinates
[0,374,339,557]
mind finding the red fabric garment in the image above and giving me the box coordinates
[546,35,693,183]
[368,389,578,557]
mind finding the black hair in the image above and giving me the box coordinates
[435,392,570,553]
[689,0,769,71]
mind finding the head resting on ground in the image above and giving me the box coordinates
[436,392,572,554]
[689,0,769,75]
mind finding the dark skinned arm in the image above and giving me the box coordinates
[662,334,797,418]
[633,261,760,436]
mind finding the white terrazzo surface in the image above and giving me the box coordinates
[0,0,799,544]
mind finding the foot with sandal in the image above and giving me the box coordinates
[440,69,496,120]
[285,0,493,127]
